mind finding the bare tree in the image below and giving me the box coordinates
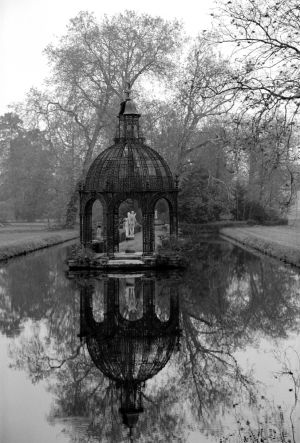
[30,10,182,226]
[213,0,300,103]
[173,37,237,172]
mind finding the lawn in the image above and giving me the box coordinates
[221,224,300,267]
[0,223,79,260]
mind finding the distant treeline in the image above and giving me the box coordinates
[1,4,300,225]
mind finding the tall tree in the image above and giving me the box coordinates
[3,129,54,221]
[0,113,24,218]
[0,113,55,221]
[31,10,182,226]
[140,37,237,174]
[214,0,300,104]
[174,38,236,171]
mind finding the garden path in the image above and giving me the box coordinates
[118,226,165,253]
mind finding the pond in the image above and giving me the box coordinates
[0,237,299,443]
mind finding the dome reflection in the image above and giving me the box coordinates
[77,273,181,435]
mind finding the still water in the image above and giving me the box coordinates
[0,238,300,443]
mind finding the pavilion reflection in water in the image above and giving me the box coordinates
[76,272,181,436]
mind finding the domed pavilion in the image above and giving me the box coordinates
[78,274,181,434]
[79,86,178,257]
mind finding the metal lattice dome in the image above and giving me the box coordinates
[85,142,175,192]
[78,275,181,432]
[86,329,178,383]
[80,277,180,384]
[79,88,179,255]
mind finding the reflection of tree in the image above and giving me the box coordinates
[78,275,181,439]
[0,245,76,337]
[0,267,22,336]
[8,272,185,442]
[173,238,300,433]
[46,353,188,443]
[182,311,253,409]
[6,238,300,441]
[220,348,300,443]
[274,348,300,443]
[180,240,300,344]
[47,352,108,418]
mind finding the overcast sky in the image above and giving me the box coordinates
[0,0,215,115]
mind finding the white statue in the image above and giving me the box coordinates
[96,225,102,240]
[127,211,136,238]
[155,209,158,220]
[125,286,137,313]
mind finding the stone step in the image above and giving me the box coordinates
[108,259,145,266]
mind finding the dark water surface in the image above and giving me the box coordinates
[1,238,300,443]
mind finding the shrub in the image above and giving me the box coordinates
[231,181,287,224]
[179,168,229,223]
[0,200,14,222]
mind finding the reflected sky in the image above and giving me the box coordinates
[0,238,300,442]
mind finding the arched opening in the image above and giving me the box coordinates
[118,199,143,254]
[155,281,171,321]
[119,277,143,320]
[154,198,170,250]
[91,199,106,252]
[92,279,105,322]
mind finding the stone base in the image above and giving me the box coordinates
[67,252,187,271]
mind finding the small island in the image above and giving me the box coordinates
[68,85,186,270]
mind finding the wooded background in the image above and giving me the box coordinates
[1,2,300,225]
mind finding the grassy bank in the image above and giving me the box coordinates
[0,225,79,260]
[221,226,300,267]
[179,221,249,236]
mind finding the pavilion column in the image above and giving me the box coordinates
[142,278,155,315]
[170,210,178,237]
[79,211,84,244]
[174,196,178,236]
[83,204,93,247]
[79,191,84,244]
[105,278,119,329]
[169,291,180,326]
[78,282,96,340]
[142,211,154,255]
[169,198,178,237]
[113,206,119,253]
[106,211,115,257]
[102,207,107,253]
[106,204,119,257]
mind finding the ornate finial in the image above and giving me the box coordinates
[124,81,131,100]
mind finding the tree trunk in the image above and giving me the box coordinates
[65,185,80,228]
[64,116,103,228]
